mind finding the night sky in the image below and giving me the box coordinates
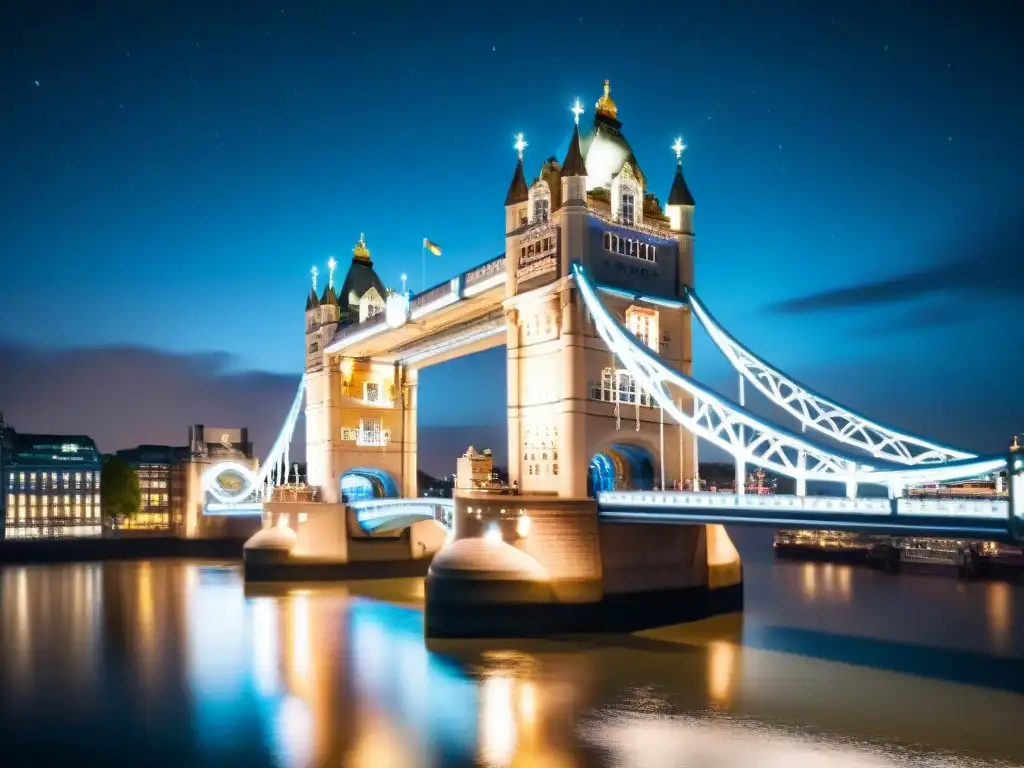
[1,0,1022,474]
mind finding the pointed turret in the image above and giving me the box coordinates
[320,284,339,306]
[560,123,587,177]
[668,158,695,207]
[337,234,387,326]
[504,159,529,205]
[305,288,320,311]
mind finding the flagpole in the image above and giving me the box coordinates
[421,238,427,293]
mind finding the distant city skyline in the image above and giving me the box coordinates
[1,0,1021,463]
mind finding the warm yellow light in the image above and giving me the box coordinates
[484,523,502,543]
[516,515,532,538]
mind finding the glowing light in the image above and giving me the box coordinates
[327,257,337,289]
[400,272,408,293]
[514,132,528,161]
[571,98,585,125]
[484,523,502,543]
[310,265,318,293]
[574,263,1007,489]
[386,292,410,329]
[672,136,686,161]
[516,515,531,538]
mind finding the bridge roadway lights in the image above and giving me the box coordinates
[424,491,744,638]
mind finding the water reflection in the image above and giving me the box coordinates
[1,560,1023,766]
[799,561,853,602]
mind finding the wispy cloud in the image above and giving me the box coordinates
[0,343,504,476]
[771,216,1024,314]
[0,344,299,456]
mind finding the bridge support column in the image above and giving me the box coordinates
[733,455,745,495]
[401,367,419,498]
[795,476,807,497]
[846,479,857,499]
[887,480,903,500]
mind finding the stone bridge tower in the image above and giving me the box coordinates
[503,80,698,499]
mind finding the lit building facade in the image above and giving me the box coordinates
[2,428,104,539]
[114,444,190,531]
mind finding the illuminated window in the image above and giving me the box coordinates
[357,418,384,447]
[533,197,549,224]
[529,180,551,225]
[29,472,37,489]
[94,493,101,505]
[94,473,100,489]
[85,474,92,489]
[620,193,635,224]
[75,472,82,489]
[364,382,381,404]
[591,368,653,407]
[18,472,25,488]
[62,472,70,488]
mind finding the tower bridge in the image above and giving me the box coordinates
[211,80,1022,636]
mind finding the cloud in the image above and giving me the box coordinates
[771,217,1024,314]
[0,343,505,477]
[852,300,967,337]
[0,344,299,456]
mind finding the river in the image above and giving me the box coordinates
[1,530,1023,767]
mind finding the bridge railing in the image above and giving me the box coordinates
[596,490,1010,520]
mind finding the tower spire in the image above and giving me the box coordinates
[668,136,695,206]
[595,79,618,120]
[504,133,529,205]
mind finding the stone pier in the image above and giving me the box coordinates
[425,491,743,638]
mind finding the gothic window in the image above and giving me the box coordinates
[620,193,635,224]
[364,382,380,404]
[591,367,653,407]
[529,181,551,224]
[533,198,549,223]
[602,231,656,262]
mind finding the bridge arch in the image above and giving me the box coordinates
[588,443,656,497]
[340,468,400,503]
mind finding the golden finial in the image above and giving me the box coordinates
[353,232,370,262]
[595,78,618,120]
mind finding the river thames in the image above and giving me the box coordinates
[1,530,1022,767]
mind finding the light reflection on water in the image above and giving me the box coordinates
[0,558,1022,766]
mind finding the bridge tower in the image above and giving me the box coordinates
[304,236,416,503]
[503,80,698,498]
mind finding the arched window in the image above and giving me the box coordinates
[529,181,551,224]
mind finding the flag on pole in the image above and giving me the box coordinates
[423,238,442,256]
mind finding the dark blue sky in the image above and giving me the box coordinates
[1,0,1022,466]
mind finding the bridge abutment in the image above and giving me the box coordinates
[424,492,743,638]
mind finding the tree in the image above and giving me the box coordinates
[102,456,141,525]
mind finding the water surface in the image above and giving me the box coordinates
[1,534,1023,767]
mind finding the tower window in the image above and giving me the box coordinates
[620,193,635,224]
[364,382,380,404]
[533,198,550,223]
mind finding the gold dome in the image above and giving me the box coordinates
[352,232,370,262]
[595,79,618,120]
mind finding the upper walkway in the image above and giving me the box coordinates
[343,490,1022,543]
[597,490,1022,542]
